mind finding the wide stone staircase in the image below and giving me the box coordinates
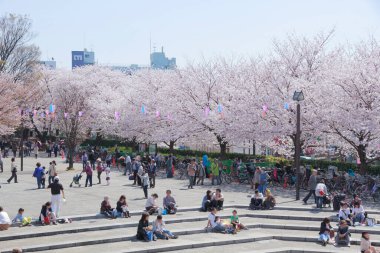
[1,205,380,253]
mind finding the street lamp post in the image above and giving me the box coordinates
[293,91,304,200]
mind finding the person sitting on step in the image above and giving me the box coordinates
[335,220,351,247]
[136,212,155,242]
[100,196,114,218]
[249,190,264,210]
[115,195,130,218]
[338,202,352,226]
[352,201,366,225]
[163,190,177,214]
[361,232,378,253]
[39,202,57,225]
[153,215,178,240]
[201,190,213,212]
[263,189,276,210]
[319,217,333,246]
[230,210,247,231]
[206,207,235,234]
[211,189,224,210]
[145,193,159,215]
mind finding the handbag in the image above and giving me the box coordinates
[367,218,376,226]
[44,216,50,225]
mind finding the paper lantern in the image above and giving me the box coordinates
[115,111,120,121]
[204,106,210,117]
[49,104,55,113]
[156,111,160,118]
[33,110,37,117]
[284,103,289,110]
[64,112,68,118]
[217,104,223,113]
[78,111,83,117]
[356,158,361,165]
[262,105,268,112]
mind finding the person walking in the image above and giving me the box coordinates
[166,154,174,178]
[315,179,328,209]
[211,159,220,185]
[253,167,261,190]
[47,176,65,218]
[124,155,132,175]
[303,169,317,204]
[141,170,150,198]
[0,152,3,172]
[196,162,205,185]
[7,157,18,183]
[187,159,196,189]
[96,160,103,184]
[148,159,157,188]
[48,161,57,185]
[81,152,88,170]
[33,162,44,189]
[84,161,93,187]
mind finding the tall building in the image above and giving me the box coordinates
[71,49,95,69]
[39,58,56,69]
[150,47,176,69]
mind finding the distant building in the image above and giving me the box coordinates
[150,47,176,69]
[39,58,56,69]
[71,49,95,69]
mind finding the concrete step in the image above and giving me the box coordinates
[2,220,379,253]
[4,230,362,253]
[3,208,379,243]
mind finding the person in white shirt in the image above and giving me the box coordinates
[315,179,328,208]
[352,202,366,224]
[153,215,178,240]
[206,208,225,233]
[140,170,150,198]
[338,202,352,226]
[0,206,12,231]
[145,193,159,215]
[361,232,378,253]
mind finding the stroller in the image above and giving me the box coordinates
[70,172,83,187]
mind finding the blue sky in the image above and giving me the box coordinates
[1,0,379,68]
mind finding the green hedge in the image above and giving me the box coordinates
[157,147,265,160]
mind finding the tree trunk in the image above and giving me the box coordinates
[219,142,227,159]
[216,135,228,159]
[358,144,367,174]
[169,140,175,153]
[67,144,75,169]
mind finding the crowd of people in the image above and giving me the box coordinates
[0,147,379,252]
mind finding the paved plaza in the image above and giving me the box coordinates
[0,156,380,252]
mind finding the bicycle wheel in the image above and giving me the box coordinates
[224,174,232,184]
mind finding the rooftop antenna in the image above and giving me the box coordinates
[149,33,152,65]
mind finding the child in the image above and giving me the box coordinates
[230,210,247,231]
[105,166,111,185]
[41,166,46,188]
[12,208,25,223]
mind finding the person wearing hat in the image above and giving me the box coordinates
[47,176,65,218]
